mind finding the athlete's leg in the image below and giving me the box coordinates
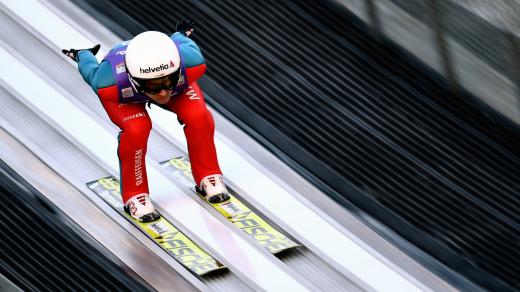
[163,82,222,185]
[98,86,152,203]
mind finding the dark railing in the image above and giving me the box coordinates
[356,0,520,125]
[0,160,151,291]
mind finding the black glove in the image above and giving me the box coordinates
[61,44,101,62]
[175,19,195,37]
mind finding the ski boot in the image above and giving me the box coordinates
[124,193,161,222]
[197,174,230,203]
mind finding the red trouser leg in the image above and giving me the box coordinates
[98,86,152,204]
[164,82,222,185]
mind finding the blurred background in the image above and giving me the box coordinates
[1,0,519,291]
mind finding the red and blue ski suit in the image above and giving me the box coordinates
[76,32,222,204]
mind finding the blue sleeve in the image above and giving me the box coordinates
[77,50,115,93]
[171,32,205,67]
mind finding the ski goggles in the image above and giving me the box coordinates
[138,70,180,94]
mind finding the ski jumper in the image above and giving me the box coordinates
[76,33,222,204]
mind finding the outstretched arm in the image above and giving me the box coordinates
[171,20,206,83]
[78,50,101,92]
[62,45,103,92]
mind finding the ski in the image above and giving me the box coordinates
[87,176,226,276]
[160,157,300,254]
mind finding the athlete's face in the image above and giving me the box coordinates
[141,71,179,104]
[146,88,172,104]
[143,76,174,104]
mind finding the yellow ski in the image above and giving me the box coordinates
[87,176,226,276]
[160,157,300,254]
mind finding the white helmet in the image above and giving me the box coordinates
[125,31,180,93]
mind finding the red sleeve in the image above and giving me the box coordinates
[185,64,207,84]
[97,84,119,102]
